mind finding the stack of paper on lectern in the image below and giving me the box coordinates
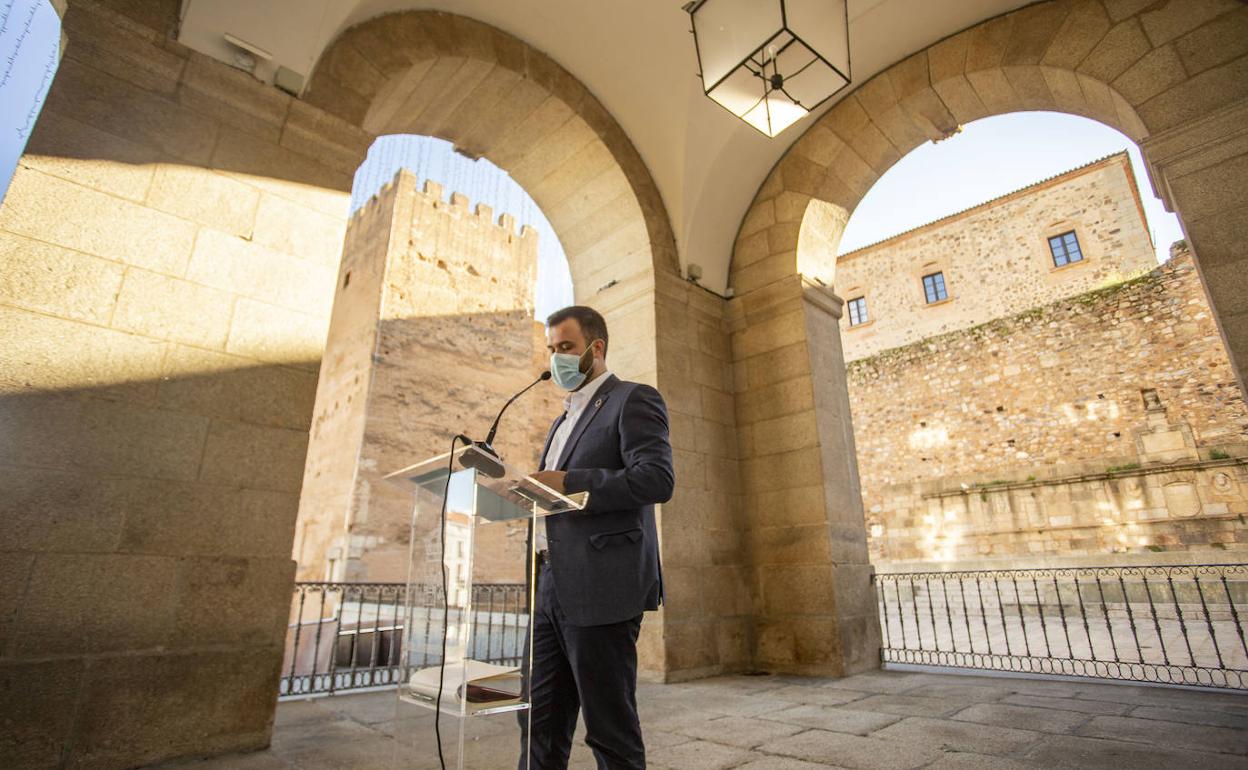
[514,483,589,514]
[406,660,524,714]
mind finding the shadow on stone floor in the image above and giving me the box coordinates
[151,668,1248,769]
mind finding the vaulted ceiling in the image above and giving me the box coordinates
[178,0,1031,292]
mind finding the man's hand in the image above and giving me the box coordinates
[530,470,567,494]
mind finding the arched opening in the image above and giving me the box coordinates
[727,0,1248,677]
[304,10,680,384]
[292,132,576,589]
[293,13,687,682]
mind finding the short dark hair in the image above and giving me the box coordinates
[546,305,608,355]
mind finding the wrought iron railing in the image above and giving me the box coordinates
[875,564,1248,689]
[279,581,527,699]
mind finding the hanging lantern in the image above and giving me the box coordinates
[685,0,851,138]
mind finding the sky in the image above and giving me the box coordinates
[838,111,1183,261]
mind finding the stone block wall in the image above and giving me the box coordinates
[0,3,362,767]
[849,250,1248,563]
[295,170,562,587]
[727,276,880,678]
[837,152,1157,362]
[647,272,750,681]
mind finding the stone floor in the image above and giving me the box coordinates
[155,668,1248,769]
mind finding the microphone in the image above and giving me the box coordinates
[457,371,552,479]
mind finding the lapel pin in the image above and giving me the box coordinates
[595,398,603,408]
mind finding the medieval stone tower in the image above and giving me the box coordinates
[294,170,561,585]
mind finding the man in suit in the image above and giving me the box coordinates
[519,305,674,770]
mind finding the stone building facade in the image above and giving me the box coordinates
[849,245,1248,565]
[837,152,1156,361]
[295,169,561,586]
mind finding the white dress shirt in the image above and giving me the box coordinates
[535,370,612,551]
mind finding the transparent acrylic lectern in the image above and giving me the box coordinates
[382,444,587,769]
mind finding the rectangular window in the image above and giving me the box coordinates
[1048,230,1084,267]
[847,296,868,326]
[922,272,948,304]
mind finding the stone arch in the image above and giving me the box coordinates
[731,0,1245,317]
[299,12,702,682]
[303,11,678,378]
[725,0,1248,677]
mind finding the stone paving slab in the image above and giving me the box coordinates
[768,685,875,706]
[951,702,1089,733]
[822,672,928,694]
[759,705,902,736]
[150,668,1248,770]
[843,693,972,718]
[1075,713,1248,755]
[1127,703,1248,729]
[648,739,756,770]
[922,755,1039,770]
[757,729,943,770]
[735,758,850,770]
[640,729,694,751]
[1063,680,1248,712]
[977,677,1088,698]
[998,693,1132,715]
[1021,734,1248,770]
[870,717,1043,756]
[676,716,805,749]
[900,682,1018,702]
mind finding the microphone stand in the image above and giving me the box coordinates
[457,370,552,478]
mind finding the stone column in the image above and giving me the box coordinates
[1141,97,1248,400]
[731,275,880,676]
[643,270,751,681]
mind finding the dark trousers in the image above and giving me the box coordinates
[518,559,645,770]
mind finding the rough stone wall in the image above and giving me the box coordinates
[0,3,362,767]
[871,458,1248,565]
[837,153,1157,362]
[848,250,1248,563]
[295,170,561,587]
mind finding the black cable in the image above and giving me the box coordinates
[434,434,468,770]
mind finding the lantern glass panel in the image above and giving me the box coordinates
[758,89,808,136]
[777,39,848,108]
[786,0,849,74]
[706,63,767,119]
[692,0,783,88]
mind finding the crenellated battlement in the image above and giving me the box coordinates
[351,169,538,243]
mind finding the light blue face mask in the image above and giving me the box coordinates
[550,340,601,391]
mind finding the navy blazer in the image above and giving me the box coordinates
[537,374,675,626]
